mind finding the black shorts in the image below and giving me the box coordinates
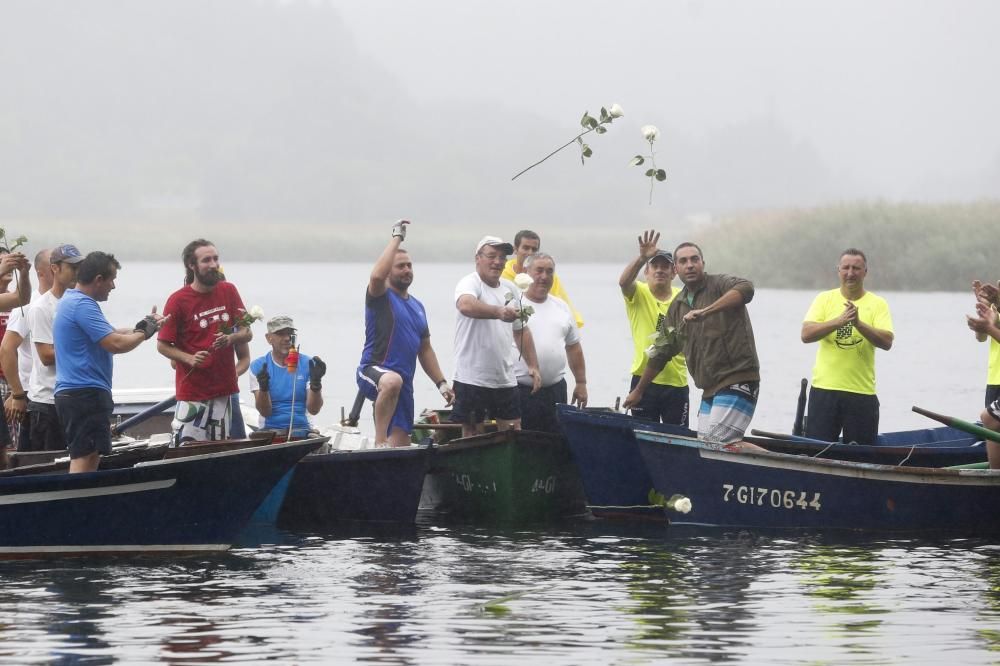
[517,379,567,434]
[986,385,1000,409]
[54,389,114,460]
[450,381,520,424]
[629,376,690,428]
[26,401,68,452]
[805,386,879,445]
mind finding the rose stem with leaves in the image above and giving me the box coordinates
[511,105,622,181]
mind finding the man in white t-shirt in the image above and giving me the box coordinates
[1,248,53,451]
[27,244,82,451]
[513,252,587,433]
[452,235,541,438]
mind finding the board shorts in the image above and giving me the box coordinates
[54,388,114,459]
[697,381,760,448]
[173,395,232,444]
[450,381,520,425]
[357,365,414,435]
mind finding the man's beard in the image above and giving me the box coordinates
[389,275,411,291]
[198,268,221,287]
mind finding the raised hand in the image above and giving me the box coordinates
[256,364,270,392]
[308,356,327,389]
[391,219,410,240]
[637,229,661,261]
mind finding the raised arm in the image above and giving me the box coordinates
[619,230,660,298]
[0,253,31,311]
[369,220,408,298]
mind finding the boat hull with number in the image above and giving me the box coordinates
[0,438,324,558]
[419,429,587,523]
[635,430,1000,532]
[557,405,983,523]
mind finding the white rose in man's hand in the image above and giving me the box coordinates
[249,305,264,320]
[513,273,534,291]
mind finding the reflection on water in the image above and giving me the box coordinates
[3,525,1000,663]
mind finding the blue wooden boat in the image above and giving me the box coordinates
[557,405,986,522]
[635,430,1000,533]
[556,405,692,520]
[0,438,323,558]
[277,445,431,527]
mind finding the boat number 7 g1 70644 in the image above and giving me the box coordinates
[721,484,822,511]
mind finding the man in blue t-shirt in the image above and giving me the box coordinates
[249,315,325,439]
[53,251,165,473]
[357,221,454,447]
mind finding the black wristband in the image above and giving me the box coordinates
[309,383,322,391]
[11,393,26,400]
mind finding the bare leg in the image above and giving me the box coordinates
[373,372,403,444]
[388,426,411,448]
[69,451,100,473]
[982,409,1000,469]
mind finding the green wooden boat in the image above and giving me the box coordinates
[418,428,588,524]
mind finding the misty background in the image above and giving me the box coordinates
[2,0,999,285]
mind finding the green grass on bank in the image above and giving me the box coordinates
[9,200,999,291]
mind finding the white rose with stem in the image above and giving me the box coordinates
[512,103,624,180]
[630,124,667,204]
[506,274,535,360]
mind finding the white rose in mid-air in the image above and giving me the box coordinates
[641,125,660,142]
[513,273,534,291]
[608,103,624,118]
[674,497,692,514]
[249,305,265,320]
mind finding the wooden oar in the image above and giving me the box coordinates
[412,422,463,430]
[749,429,835,446]
[792,378,808,436]
[111,395,177,437]
[912,406,1000,442]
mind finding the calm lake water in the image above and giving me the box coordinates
[4,262,997,664]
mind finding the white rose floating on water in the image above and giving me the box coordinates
[513,273,534,291]
[608,103,624,119]
[666,494,692,514]
[641,125,660,142]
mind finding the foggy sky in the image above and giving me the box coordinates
[2,0,998,243]
[336,0,1000,201]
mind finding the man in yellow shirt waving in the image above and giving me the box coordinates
[801,248,894,445]
[502,230,583,328]
[619,230,689,427]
